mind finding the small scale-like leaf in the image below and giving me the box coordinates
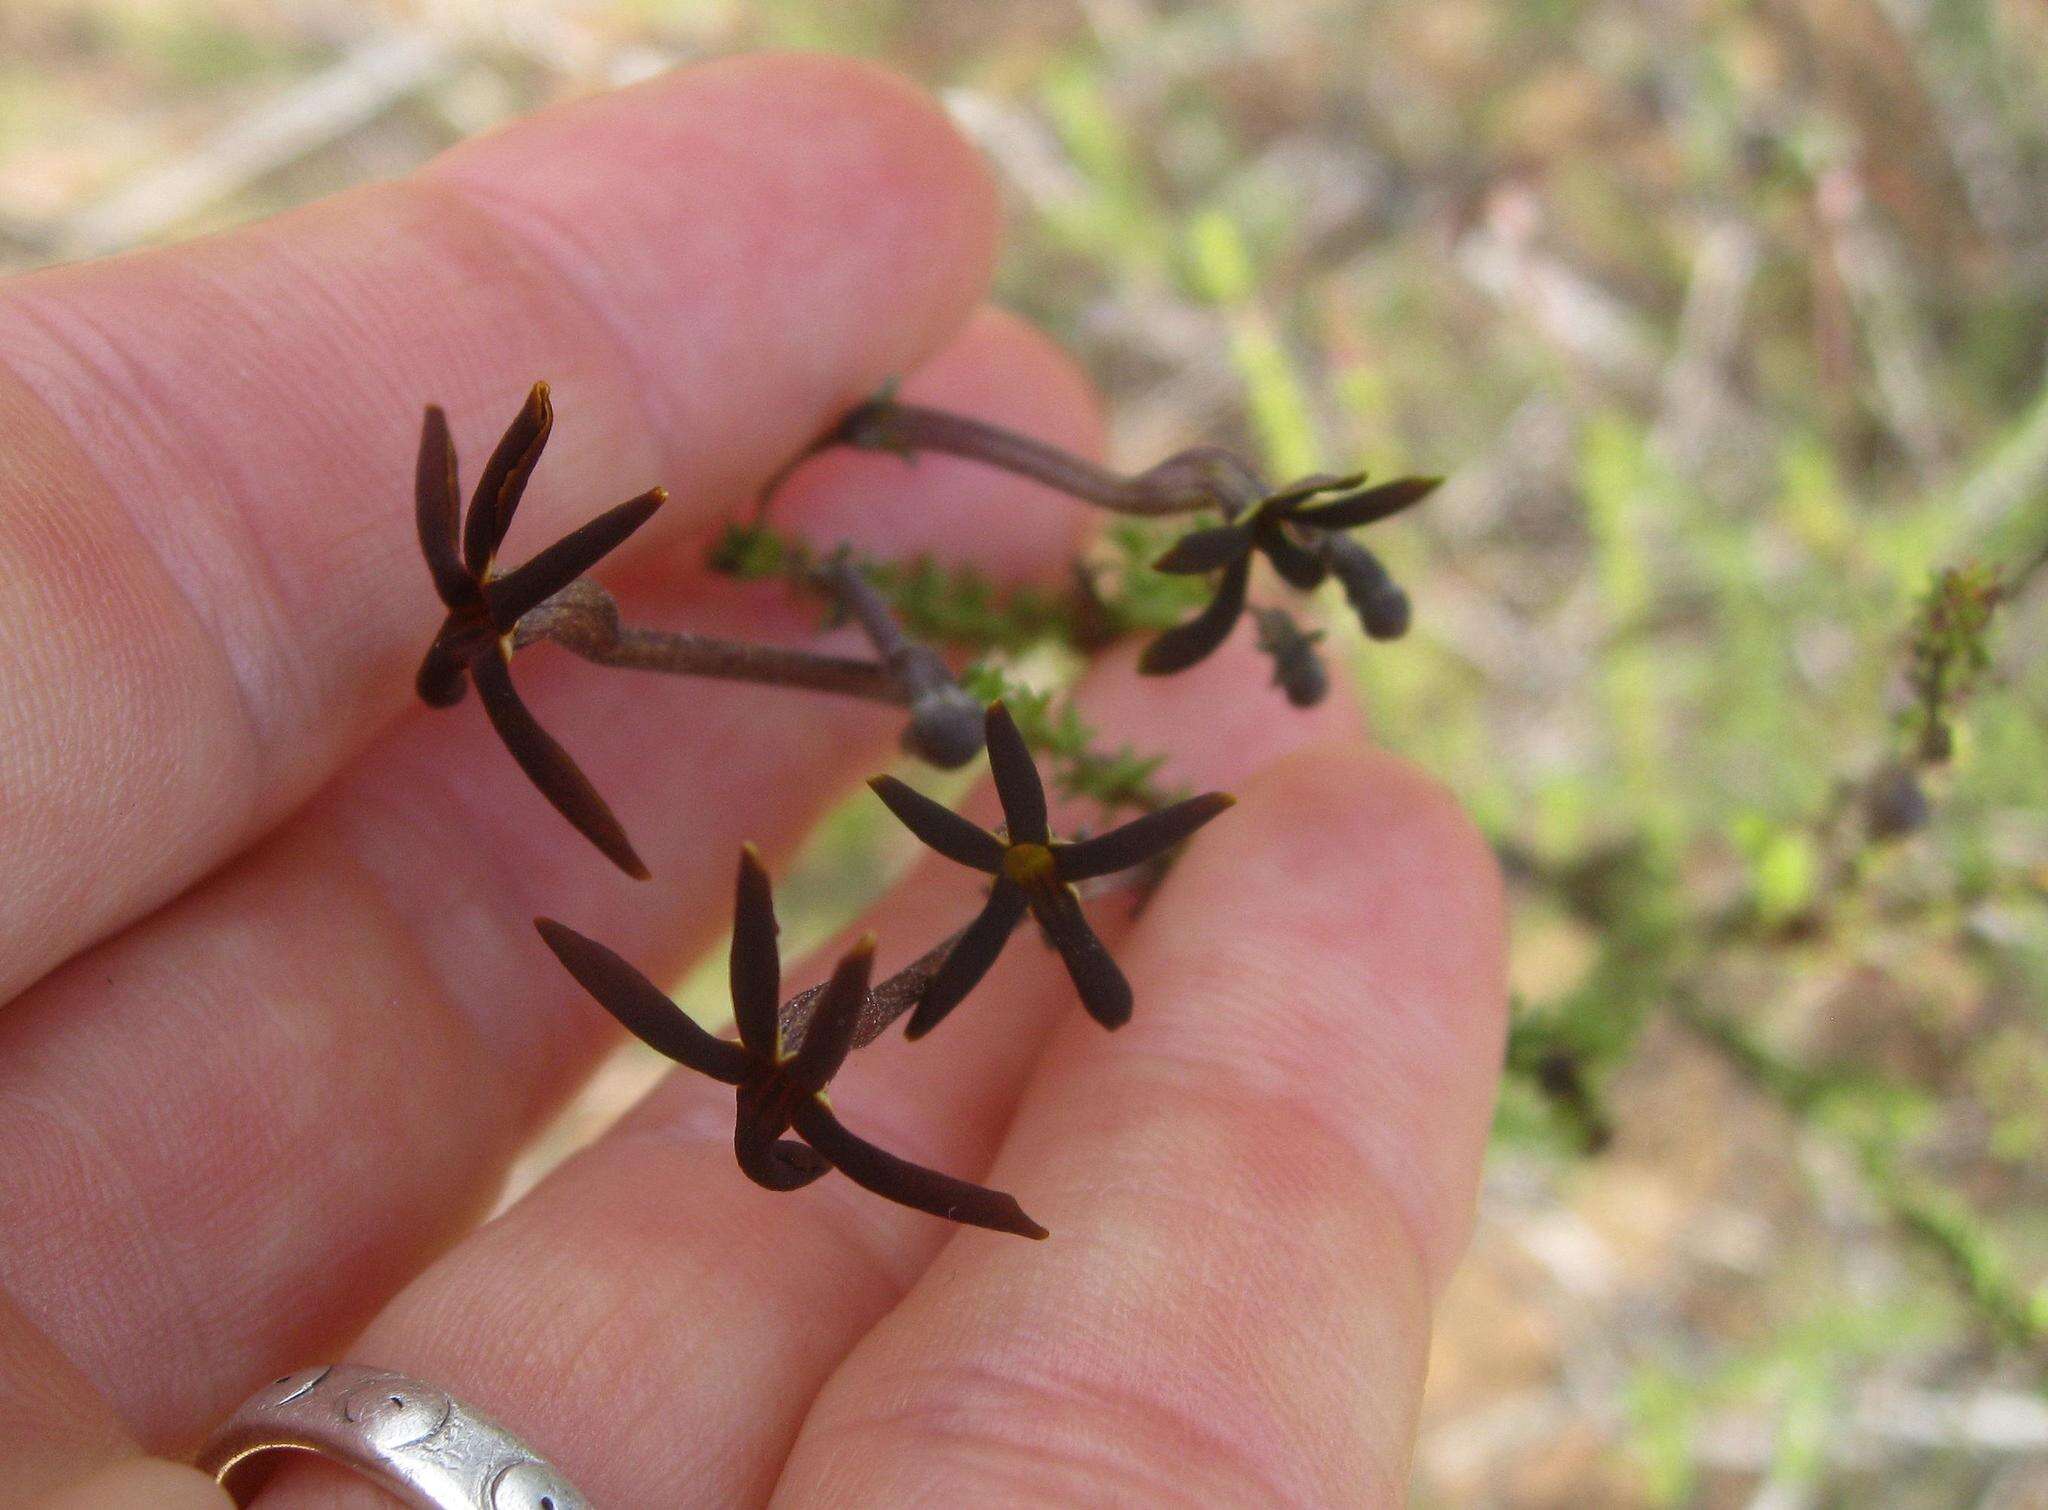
[463,382,554,573]
[1053,792,1235,881]
[1138,553,1251,675]
[1152,523,1250,576]
[868,777,1005,873]
[536,919,751,1084]
[471,648,648,879]
[730,846,781,1057]
[908,882,1029,1039]
[415,406,471,607]
[1030,884,1133,1030]
[790,1099,1047,1239]
[983,702,1048,844]
[483,487,665,627]
[1293,475,1441,530]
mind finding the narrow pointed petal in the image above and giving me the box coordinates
[1293,475,1441,530]
[414,633,471,708]
[483,487,666,627]
[1151,523,1250,575]
[867,777,1004,872]
[535,919,751,1083]
[1138,553,1251,675]
[983,702,1048,844]
[463,381,553,573]
[1258,525,1330,590]
[1263,470,1367,509]
[729,845,781,1057]
[416,405,471,607]
[789,936,876,1092]
[1052,792,1236,881]
[735,1084,831,1191]
[1326,537,1412,640]
[907,882,1028,1040]
[470,647,649,879]
[791,1099,1048,1239]
[1030,884,1133,1029]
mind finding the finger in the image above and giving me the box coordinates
[243,639,1350,1509]
[0,312,1097,1451]
[0,52,999,1004]
[775,742,1507,1502]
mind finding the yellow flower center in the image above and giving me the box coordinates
[1002,842,1057,888]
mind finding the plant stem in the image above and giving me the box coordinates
[772,397,1272,518]
[513,579,908,707]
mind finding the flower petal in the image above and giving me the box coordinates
[1137,553,1251,675]
[984,702,1048,844]
[1292,474,1441,530]
[867,777,1005,872]
[415,405,472,607]
[462,381,554,573]
[535,919,751,1084]
[484,487,666,627]
[470,646,648,879]
[729,845,782,1057]
[1264,469,1366,509]
[790,1099,1047,1239]
[907,881,1029,1040]
[1257,524,1330,590]
[736,1083,831,1191]
[1151,522,1251,575]
[1052,792,1235,881]
[788,935,876,1092]
[413,632,471,709]
[1030,884,1133,1030]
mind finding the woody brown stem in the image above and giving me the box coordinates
[773,397,1272,519]
[512,579,908,707]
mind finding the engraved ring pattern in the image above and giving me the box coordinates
[194,1364,590,1509]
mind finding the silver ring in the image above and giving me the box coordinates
[194,1364,590,1509]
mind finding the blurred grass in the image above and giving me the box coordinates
[3,0,2046,1503]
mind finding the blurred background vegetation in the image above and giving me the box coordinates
[3,1,2044,1503]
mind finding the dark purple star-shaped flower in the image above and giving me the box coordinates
[414,383,665,878]
[537,846,1046,1238]
[1141,472,1439,675]
[868,702,1233,1038]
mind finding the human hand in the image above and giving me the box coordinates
[0,55,1504,1507]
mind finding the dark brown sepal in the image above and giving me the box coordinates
[790,1099,1048,1239]
[1293,474,1441,530]
[1028,884,1133,1030]
[867,777,1005,873]
[1153,522,1251,575]
[1139,553,1251,675]
[463,381,553,574]
[470,648,648,879]
[983,702,1049,844]
[1052,792,1235,882]
[534,919,751,1083]
[416,405,471,607]
[907,881,1029,1039]
[730,845,782,1056]
[484,487,666,627]
[788,936,875,1093]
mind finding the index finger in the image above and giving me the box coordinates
[0,52,998,1003]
